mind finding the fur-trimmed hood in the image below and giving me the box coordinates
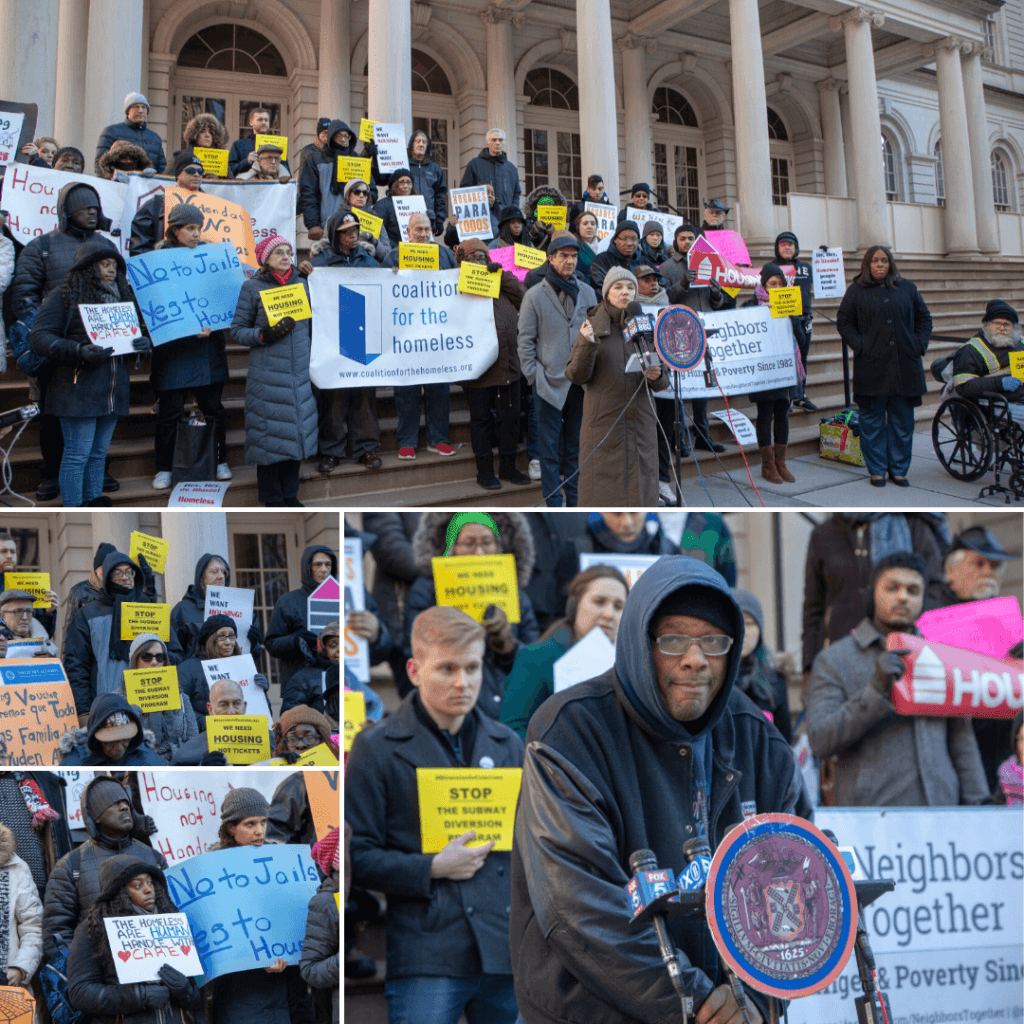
[0,821,15,869]
[183,112,228,150]
[523,184,568,221]
[58,724,159,759]
[97,140,153,179]
[412,512,535,587]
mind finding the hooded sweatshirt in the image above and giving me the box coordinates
[298,119,376,229]
[57,691,166,766]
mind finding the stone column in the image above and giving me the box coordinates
[728,0,773,244]
[320,0,351,123]
[930,36,979,254]
[577,0,620,206]
[159,512,230,621]
[817,78,847,196]
[831,7,890,248]
[480,7,523,167]
[54,0,89,151]
[617,34,656,193]
[962,44,1000,253]
[0,0,60,136]
[147,53,177,154]
[367,0,411,136]
[839,85,856,194]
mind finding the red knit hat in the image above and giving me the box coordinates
[311,826,340,873]
[255,233,292,265]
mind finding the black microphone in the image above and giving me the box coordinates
[623,301,658,371]
[628,849,693,1023]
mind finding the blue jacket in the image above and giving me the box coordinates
[94,118,166,175]
[310,210,381,268]
[58,691,168,766]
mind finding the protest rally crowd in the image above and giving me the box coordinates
[4,96,1024,506]
[0,769,340,1024]
[342,509,1022,1024]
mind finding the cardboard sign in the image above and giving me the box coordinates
[308,576,340,633]
[887,632,1022,718]
[553,627,616,693]
[207,714,271,763]
[336,155,371,184]
[124,665,182,713]
[353,207,382,238]
[306,770,340,840]
[104,913,203,983]
[457,260,500,297]
[3,572,50,608]
[514,244,547,270]
[0,659,78,765]
[0,984,34,1024]
[204,586,255,655]
[688,235,760,289]
[129,532,169,574]
[399,242,440,270]
[121,603,171,642]
[417,767,522,851]
[0,110,27,166]
[392,195,429,242]
[358,118,376,144]
[489,245,528,283]
[126,241,247,345]
[578,552,659,588]
[768,286,803,318]
[253,134,288,161]
[373,122,407,174]
[431,554,521,623]
[1010,352,1024,381]
[77,302,141,356]
[584,202,618,244]
[259,282,311,325]
[201,653,273,731]
[812,247,845,298]
[164,187,259,267]
[343,539,369,683]
[193,147,229,177]
[917,596,1023,660]
[293,742,340,766]
[167,481,229,507]
[165,845,320,983]
[344,689,366,752]
[535,205,566,230]
[450,186,492,241]
[712,408,759,447]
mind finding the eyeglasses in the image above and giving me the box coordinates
[110,569,135,582]
[463,253,489,264]
[285,726,320,748]
[182,167,202,175]
[453,538,499,554]
[350,188,368,197]
[4,608,32,618]
[653,634,733,657]
[138,652,168,664]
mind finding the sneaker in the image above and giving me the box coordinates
[216,462,233,481]
[35,479,60,502]
[428,443,456,457]
[398,447,416,460]
[152,471,173,490]
[658,480,677,505]
[528,459,541,481]
[793,397,819,412]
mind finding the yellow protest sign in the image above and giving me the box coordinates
[352,207,382,238]
[1010,351,1024,381]
[193,147,228,177]
[120,603,171,642]
[416,768,523,852]
[129,532,169,575]
[768,286,803,318]
[358,118,376,144]
[344,690,367,752]
[207,715,271,764]
[723,286,741,298]
[259,283,312,326]
[535,205,567,230]
[431,554,521,623]
[513,244,546,270]
[457,261,500,298]
[337,156,371,183]
[293,742,341,766]
[123,665,181,714]
[165,187,258,267]
[3,572,50,608]
[399,243,440,270]
[335,892,341,912]
[254,133,288,160]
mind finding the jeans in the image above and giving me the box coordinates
[394,383,449,448]
[464,381,520,458]
[755,398,790,446]
[59,415,118,506]
[155,383,227,472]
[533,384,584,507]
[857,394,916,477]
[256,459,301,504]
[384,974,518,1024]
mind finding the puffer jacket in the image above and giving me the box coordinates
[400,513,540,717]
[0,823,43,983]
[459,270,522,389]
[94,118,166,175]
[0,233,14,360]
[266,770,317,846]
[300,873,340,1024]
[57,691,167,767]
[460,147,521,212]
[510,556,813,1024]
[407,131,448,236]
[42,777,168,959]
[229,268,318,466]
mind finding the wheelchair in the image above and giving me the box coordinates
[930,357,1024,502]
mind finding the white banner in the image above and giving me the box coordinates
[308,267,498,388]
[790,807,1023,1024]
[200,654,273,732]
[584,202,618,246]
[204,586,255,656]
[596,207,684,254]
[54,769,95,829]
[392,194,428,242]
[344,538,369,683]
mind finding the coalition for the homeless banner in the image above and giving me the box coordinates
[309,268,498,388]
[789,807,1022,1024]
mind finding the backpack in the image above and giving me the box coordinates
[39,847,85,1024]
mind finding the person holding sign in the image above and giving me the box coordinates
[774,231,818,412]
[280,620,349,725]
[337,179,392,262]
[0,532,59,636]
[487,205,532,251]
[272,705,340,762]
[66,855,202,1024]
[58,692,167,766]
[948,299,1024,403]
[372,168,422,246]
[299,119,376,240]
[128,149,206,258]
[228,107,290,178]
[568,174,609,233]
[0,589,59,656]
[616,181,659,223]
[182,112,229,175]
[524,186,569,251]
[346,605,524,1024]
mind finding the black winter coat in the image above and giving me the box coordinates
[836,277,932,399]
[266,770,318,846]
[300,874,340,1024]
[460,148,521,212]
[94,118,166,175]
[522,513,591,630]
[127,191,167,258]
[346,693,525,978]
[589,245,644,292]
[407,136,448,235]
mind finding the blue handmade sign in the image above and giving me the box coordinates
[164,843,320,983]
[126,242,246,346]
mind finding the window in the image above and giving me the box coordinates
[523,128,549,196]
[525,68,579,110]
[556,131,582,198]
[882,134,899,201]
[767,108,788,141]
[652,88,698,128]
[177,24,286,76]
[983,17,996,52]
[992,151,1011,211]
[934,141,945,207]
[411,49,452,94]
[653,143,701,224]
[771,157,790,206]
[1,529,39,570]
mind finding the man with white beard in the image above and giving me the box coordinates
[950,299,1024,401]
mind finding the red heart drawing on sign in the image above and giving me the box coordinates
[90,332,98,340]
[131,327,138,335]
[118,950,131,962]
[180,945,191,955]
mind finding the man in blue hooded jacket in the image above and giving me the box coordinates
[510,556,812,1024]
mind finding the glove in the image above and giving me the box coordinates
[199,750,229,766]
[299,629,319,650]
[144,985,171,1008]
[79,344,113,364]
[247,620,262,650]
[1001,376,1022,393]
[486,261,501,274]
[140,814,158,836]
[253,672,270,692]
[157,965,193,1008]
[297,638,314,663]
[260,316,295,344]
[132,337,152,353]
[872,649,909,697]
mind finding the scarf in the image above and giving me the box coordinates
[97,279,121,302]
[0,868,7,975]
[271,268,293,287]
[13,773,60,827]
[545,262,578,304]
[311,827,341,874]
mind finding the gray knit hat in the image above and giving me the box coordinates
[129,632,168,666]
[166,203,205,229]
[220,787,270,823]
[602,266,638,300]
[85,777,131,824]
[124,92,149,114]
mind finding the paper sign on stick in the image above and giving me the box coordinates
[204,586,255,655]
[553,627,616,693]
[535,205,566,230]
[768,286,803,318]
[450,186,492,241]
[358,118,376,143]
[121,603,171,642]
[124,665,182,713]
[373,123,407,174]
[416,767,523,851]
[489,246,527,282]
[431,554,520,623]
[77,303,141,356]
[129,532,169,574]
[514,244,546,270]
[392,195,428,242]
[399,243,441,270]
[344,690,366,751]
[193,147,229,176]
[0,659,77,765]
[353,208,383,238]
[306,770,340,840]
[712,408,759,446]
[710,229,750,265]
[167,481,229,507]
[260,283,311,325]
[336,156,371,183]
[254,134,288,160]
[916,596,1023,659]
[3,572,50,608]
[812,247,845,298]
[104,913,203,983]
[293,743,340,766]
[1010,352,1024,381]
[457,261,500,297]
[164,187,259,267]
[207,715,271,764]
[201,654,273,731]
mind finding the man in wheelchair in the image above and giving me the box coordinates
[950,299,1024,401]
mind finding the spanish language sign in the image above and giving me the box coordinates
[812,247,845,299]
[3,572,50,608]
[207,714,271,764]
[398,243,440,270]
[104,913,203,983]
[584,202,617,245]
[372,122,407,174]
[165,187,258,267]
[392,195,428,242]
[344,689,366,752]
[431,554,521,623]
[193,147,229,177]
[204,586,255,655]
[201,654,273,731]
[344,538,369,683]
[0,659,77,765]
[416,767,523,851]
[768,286,803,318]
[126,242,246,345]
[450,187,492,241]
[77,302,142,356]
[308,268,498,388]
[917,596,1023,659]
[259,282,311,325]
[129,531,169,574]
[123,665,182,714]
[253,133,288,161]
[164,844,320,983]
[120,602,171,642]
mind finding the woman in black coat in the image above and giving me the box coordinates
[836,246,932,487]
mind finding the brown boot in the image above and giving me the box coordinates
[774,443,796,482]
[759,445,783,483]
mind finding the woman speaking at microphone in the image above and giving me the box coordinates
[566,266,667,505]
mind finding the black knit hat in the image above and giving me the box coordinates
[94,542,117,569]
[388,167,413,188]
[198,614,237,648]
[497,206,525,227]
[52,146,85,168]
[166,203,205,228]
[613,220,641,240]
[983,298,1018,325]
[316,117,332,134]
[220,787,270,823]
[172,149,203,177]
[650,585,737,638]
[63,184,101,216]
[97,855,167,900]
[760,262,785,286]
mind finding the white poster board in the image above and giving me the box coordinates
[204,586,255,655]
[584,202,618,246]
[711,408,758,447]
[450,186,492,241]
[104,914,203,982]
[77,302,141,357]
[392,194,428,242]
[344,538,370,683]
[812,247,845,299]
[54,770,94,829]
[200,654,272,731]
[166,482,229,507]
[0,112,26,166]
[553,627,616,693]
[373,122,407,175]
[578,553,659,589]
